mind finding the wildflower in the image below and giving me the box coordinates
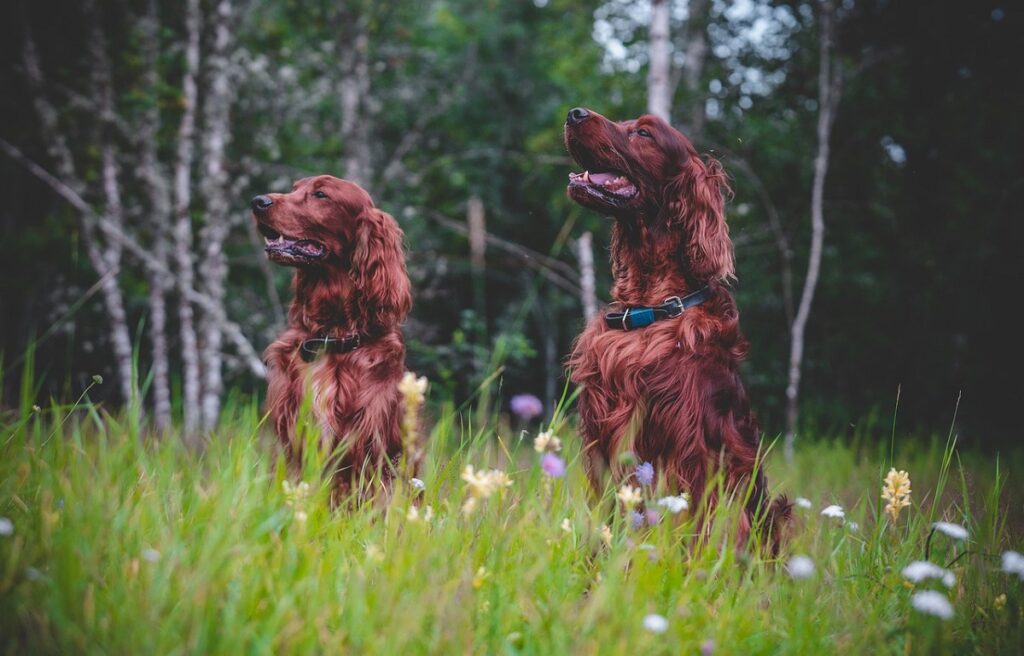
[32,404,41,413]
[398,372,428,457]
[616,484,642,509]
[365,543,385,563]
[656,494,690,514]
[472,566,489,589]
[795,497,812,509]
[846,521,860,531]
[141,548,160,563]
[642,613,669,634]
[561,518,572,533]
[540,452,566,478]
[1001,550,1024,579]
[786,555,815,580]
[821,505,845,519]
[0,517,13,537]
[631,511,645,530]
[882,468,912,521]
[91,374,103,385]
[994,593,1007,610]
[410,478,425,492]
[911,590,954,620]
[510,394,544,421]
[407,505,434,522]
[294,510,308,523]
[460,465,512,515]
[282,480,311,508]
[700,639,716,656]
[644,509,661,526]
[932,521,968,540]
[533,430,562,453]
[635,461,655,486]
[902,561,955,587]
[398,371,428,406]
[600,524,613,547]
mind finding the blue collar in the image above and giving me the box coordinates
[604,287,712,331]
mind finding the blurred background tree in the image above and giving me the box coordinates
[0,0,1020,446]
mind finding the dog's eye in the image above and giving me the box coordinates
[636,128,653,139]
[312,190,328,199]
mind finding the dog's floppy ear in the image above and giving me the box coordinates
[350,207,412,332]
[664,154,735,282]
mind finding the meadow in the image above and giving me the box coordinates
[1,372,1022,655]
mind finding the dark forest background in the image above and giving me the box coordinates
[1,0,1021,447]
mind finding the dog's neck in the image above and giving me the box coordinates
[609,218,696,306]
[288,268,361,337]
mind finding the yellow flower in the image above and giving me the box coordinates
[472,566,489,589]
[994,593,1007,610]
[616,484,643,509]
[882,468,912,521]
[533,430,562,453]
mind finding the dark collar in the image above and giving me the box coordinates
[604,286,712,331]
[299,333,361,362]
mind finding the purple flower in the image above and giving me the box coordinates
[636,461,655,486]
[644,509,660,526]
[631,511,645,530]
[540,452,566,478]
[700,639,715,656]
[510,394,544,421]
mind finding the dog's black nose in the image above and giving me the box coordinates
[251,195,273,212]
[567,107,590,125]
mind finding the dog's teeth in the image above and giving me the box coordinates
[276,236,285,244]
[582,171,591,182]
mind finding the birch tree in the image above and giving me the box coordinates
[784,0,843,459]
[647,0,672,121]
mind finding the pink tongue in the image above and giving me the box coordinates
[589,172,618,184]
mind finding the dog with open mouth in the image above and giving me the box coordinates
[252,175,413,501]
[563,107,790,552]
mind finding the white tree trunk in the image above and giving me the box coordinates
[784,0,842,459]
[575,231,598,321]
[174,0,203,434]
[198,0,235,432]
[139,0,173,430]
[339,20,372,185]
[647,0,672,121]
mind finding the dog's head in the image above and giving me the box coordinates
[252,175,411,329]
[564,107,734,282]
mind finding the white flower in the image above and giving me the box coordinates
[616,484,642,509]
[902,560,955,587]
[821,505,845,518]
[141,548,160,563]
[533,430,562,453]
[0,517,13,536]
[560,518,572,533]
[932,522,968,540]
[407,505,434,522]
[656,494,690,514]
[786,555,815,579]
[1001,550,1024,579]
[911,590,954,620]
[600,524,613,547]
[642,613,669,633]
[846,521,860,531]
[410,478,425,492]
[795,497,813,509]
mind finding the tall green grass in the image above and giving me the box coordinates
[1,376,1021,654]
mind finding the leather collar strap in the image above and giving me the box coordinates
[299,333,361,362]
[604,286,712,331]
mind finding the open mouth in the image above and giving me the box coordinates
[567,170,639,203]
[256,223,327,264]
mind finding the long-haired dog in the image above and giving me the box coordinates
[252,175,413,500]
[563,107,789,550]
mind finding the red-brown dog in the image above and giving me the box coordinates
[563,107,789,550]
[252,175,412,499]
